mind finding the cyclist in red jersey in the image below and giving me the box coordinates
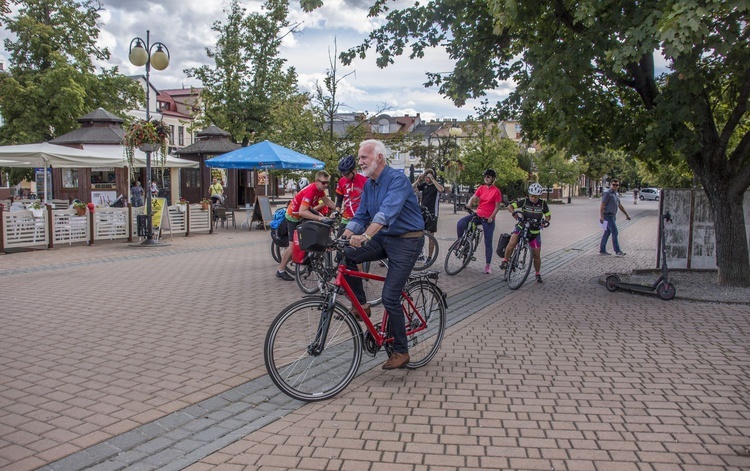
[334,155,368,235]
[275,170,336,280]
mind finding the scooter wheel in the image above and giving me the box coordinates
[605,274,620,292]
[657,281,676,300]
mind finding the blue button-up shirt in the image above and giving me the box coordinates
[346,165,424,236]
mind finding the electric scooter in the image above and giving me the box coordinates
[605,211,676,300]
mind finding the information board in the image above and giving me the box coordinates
[251,196,273,230]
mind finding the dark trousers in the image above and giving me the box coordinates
[344,233,424,354]
[456,215,496,264]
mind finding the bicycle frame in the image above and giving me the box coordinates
[312,258,429,355]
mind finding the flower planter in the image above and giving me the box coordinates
[74,207,86,216]
[138,142,162,153]
[30,208,44,218]
[201,202,210,211]
[177,204,187,213]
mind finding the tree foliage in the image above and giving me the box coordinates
[185,0,302,147]
[458,121,526,189]
[0,0,141,147]
[330,0,750,286]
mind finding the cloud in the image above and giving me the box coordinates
[0,0,511,118]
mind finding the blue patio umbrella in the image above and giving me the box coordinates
[206,140,325,195]
[205,140,325,170]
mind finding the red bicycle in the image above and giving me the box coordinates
[264,235,447,401]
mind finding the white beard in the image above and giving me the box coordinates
[362,164,376,178]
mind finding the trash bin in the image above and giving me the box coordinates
[137,215,149,237]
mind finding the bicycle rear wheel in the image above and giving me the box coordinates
[295,255,323,294]
[264,297,362,401]
[413,232,439,271]
[401,280,446,368]
[361,260,387,306]
[444,238,471,275]
[271,240,282,263]
[507,242,532,290]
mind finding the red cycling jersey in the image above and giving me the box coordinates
[286,183,325,221]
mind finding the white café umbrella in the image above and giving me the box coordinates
[0,142,127,202]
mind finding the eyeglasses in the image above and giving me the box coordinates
[529,195,539,198]
[611,183,619,186]
[317,180,330,186]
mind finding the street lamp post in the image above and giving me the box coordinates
[447,126,463,213]
[129,30,170,246]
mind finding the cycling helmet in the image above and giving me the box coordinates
[483,168,497,178]
[338,155,357,174]
[528,182,543,196]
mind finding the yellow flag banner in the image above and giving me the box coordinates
[151,197,167,229]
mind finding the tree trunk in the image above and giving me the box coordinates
[704,186,750,287]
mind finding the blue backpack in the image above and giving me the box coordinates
[269,208,286,230]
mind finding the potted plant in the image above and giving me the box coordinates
[73,201,87,216]
[123,118,170,181]
[176,197,188,212]
[28,200,45,218]
[200,198,211,211]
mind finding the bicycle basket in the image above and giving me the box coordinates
[296,221,331,252]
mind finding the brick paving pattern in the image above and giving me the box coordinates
[1,197,748,470]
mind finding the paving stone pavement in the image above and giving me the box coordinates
[1,197,748,470]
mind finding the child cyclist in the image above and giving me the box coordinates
[499,182,551,283]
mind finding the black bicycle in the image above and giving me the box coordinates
[444,207,484,275]
[504,213,548,289]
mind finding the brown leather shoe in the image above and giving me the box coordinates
[349,304,371,322]
[382,352,410,370]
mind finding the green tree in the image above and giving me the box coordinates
[459,121,526,189]
[0,0,141,149]
[308,39,370,173]
[332,0,750,286]
[185,0,301,146]
[580,149,627,196]
[535,149,581,201]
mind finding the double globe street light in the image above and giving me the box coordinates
[128,31,170,246]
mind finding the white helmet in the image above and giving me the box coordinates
[528,182,543,196]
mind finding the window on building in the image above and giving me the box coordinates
[183,168,200,188]
[379,122,389,134]
[90,167,116,189]
[169,125,175,145]
[178,126,185,146]
[409,154,416,161]
[62,169,78,188]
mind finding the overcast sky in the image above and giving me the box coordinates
[1,0,516,122]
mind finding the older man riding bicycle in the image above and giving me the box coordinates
[342,139,425,370]
[500,182,551,283]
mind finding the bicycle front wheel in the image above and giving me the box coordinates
[444,238,471,275]
[264,297,363,401]
[402,280,446,368]
[413,232,439,271]
[507,242,532,290]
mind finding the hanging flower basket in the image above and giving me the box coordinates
[124,119,170,181]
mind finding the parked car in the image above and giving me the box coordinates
[639,187,660,201]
